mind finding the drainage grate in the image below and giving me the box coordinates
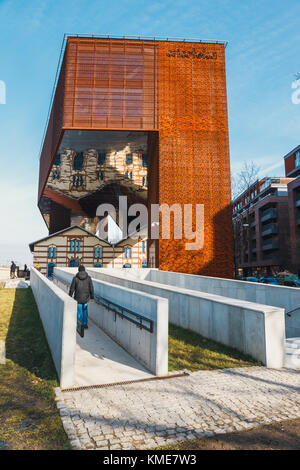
[61,371,190,392]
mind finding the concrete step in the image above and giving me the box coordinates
[285,346,300,355]
[285,337,300,349]
[284,355,300,368]
[284,337,300,368]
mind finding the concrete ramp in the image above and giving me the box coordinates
[85,267,286,368]
[75,318,153,386]
[33,267,169,389]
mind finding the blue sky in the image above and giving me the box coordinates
[0,0,300,264]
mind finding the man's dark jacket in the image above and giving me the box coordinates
[69,271,94,304]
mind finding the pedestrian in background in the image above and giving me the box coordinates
[10,261,16,279]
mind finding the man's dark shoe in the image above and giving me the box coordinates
[83,324,88,329]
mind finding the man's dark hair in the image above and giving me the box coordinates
[78,265,85,272]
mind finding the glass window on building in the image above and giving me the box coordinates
[54,153,61,166]
[124,247,132,258]
[142,154,147,167]
[295,151,300,168]
[70,239,81,253]
[48,246,56,258]
[73,175,84,187]
[96,170,104,181]
[73,152,84,170]
[52,169,60,181]
[97,152,106,165]
[126,153,133,165]
[94,246,102,258]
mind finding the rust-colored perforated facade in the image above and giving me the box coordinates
[38,36,233,277]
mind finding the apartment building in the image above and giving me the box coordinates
[232,177,294,277]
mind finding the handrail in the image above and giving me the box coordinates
[286,306,300,317]
[53,275,154,333]
[93,294,153,333]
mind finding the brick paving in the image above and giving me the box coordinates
[55,366,300,450]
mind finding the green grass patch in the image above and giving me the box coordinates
[0,288,71,450]
[168,323,261,372]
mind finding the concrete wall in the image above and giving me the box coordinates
[86,268,285,368]
[30,268,77,388]
[53,268,168,375]
[145,270,300,338]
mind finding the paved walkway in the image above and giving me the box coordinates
[56,366,300,450]
[75,319,153,387]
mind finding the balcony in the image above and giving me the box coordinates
[261,240,279,251]
[262,251,275,260]
[261,223,278,237]
[260,209,277,223]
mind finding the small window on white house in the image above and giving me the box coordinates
[70,240,81,253]
[94,246,102,258]
[48,247,56,258]
[124,247,132,258]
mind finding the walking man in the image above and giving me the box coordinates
[69,265,94,337]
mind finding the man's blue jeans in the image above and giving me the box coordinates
[77,303,88,329]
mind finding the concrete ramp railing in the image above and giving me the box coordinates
[53,268,169,376]
[30,268,77,388]
[86,268,286,368]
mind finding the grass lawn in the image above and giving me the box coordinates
[0,287,71,450]
[168,323,260,371]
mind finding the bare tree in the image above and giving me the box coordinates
[237,161,260,196]
[231,171,240,200]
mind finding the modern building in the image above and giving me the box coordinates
[284,144,300,178]
[232,176,295,277]
[284,145,300,275]
[32,34,233,277]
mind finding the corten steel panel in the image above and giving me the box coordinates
[156,41,233,277]
[64,37,158,130]
[39,37,158,202]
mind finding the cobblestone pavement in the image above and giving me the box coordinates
[55,367,300,450]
